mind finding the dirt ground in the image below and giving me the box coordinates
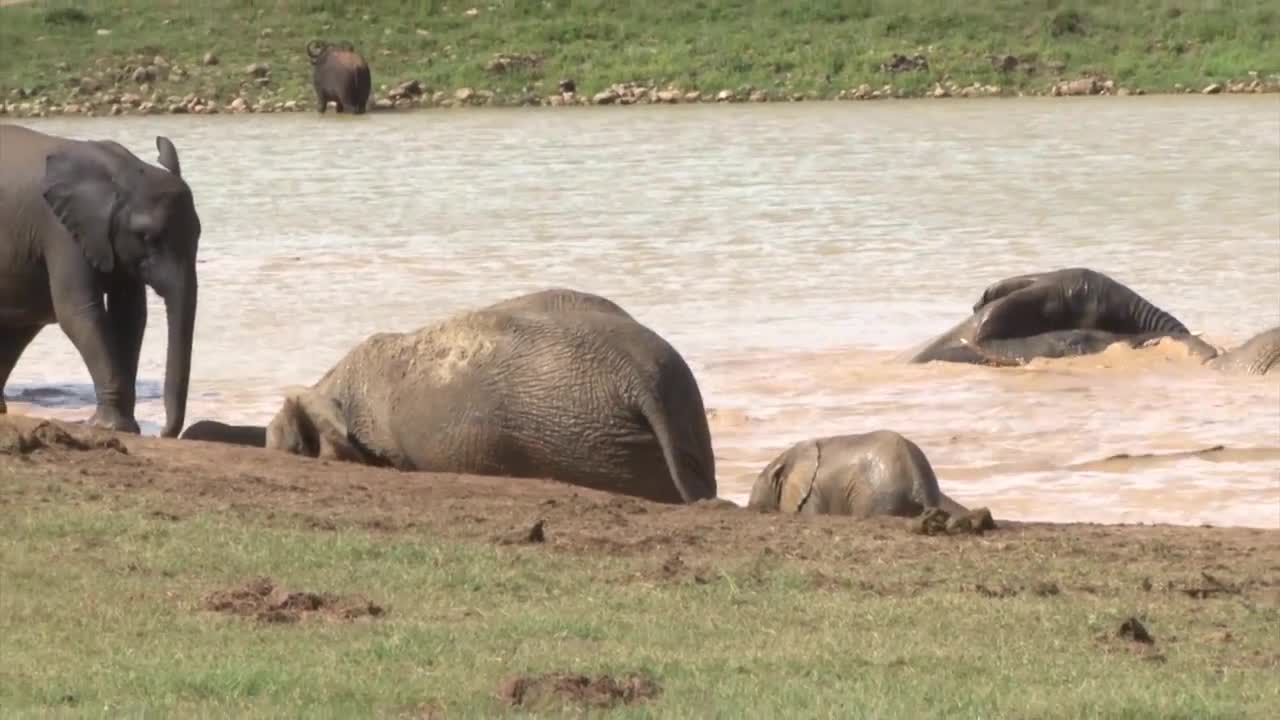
[2,414,1279,595]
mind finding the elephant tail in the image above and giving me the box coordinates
[638,390,717,504]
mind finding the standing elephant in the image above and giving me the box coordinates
[306,40,372,114]
[264,288,717,504]
[748,431,969,518]
[0,124,200,437]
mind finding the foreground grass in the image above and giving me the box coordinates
[2,481,1277,717]
[1,0,1278,114]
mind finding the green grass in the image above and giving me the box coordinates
[1,0,1278,112]
[2,486,1277,716]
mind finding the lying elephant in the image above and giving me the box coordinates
[908,267,1194,365]
[969,267,1189,342]
[914,318,1278,375]
[306,39,371,114]
[264,288,717,504]
[748,431,969,518]
[179,419,266,447]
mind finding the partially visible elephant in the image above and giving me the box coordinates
[0,123,201,438]
[1201,326,1280,375]
[264,288,717,504]
[748,431,970,518]
[306,40,371,114]
[969,267,1189,343]
[482,287,635,320]
[179,419,266,447]
[907,267,1194,365]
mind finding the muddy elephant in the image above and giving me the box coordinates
[179,419,267,447]
[1202,326,1280,375]
[748,431,969,518]
[306,40,371,114]
[264,288,717,504]
[907,267,1193,365]
[0,124,200,437]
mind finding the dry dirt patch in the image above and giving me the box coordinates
[497,671,660,710]
[202,576,386,624]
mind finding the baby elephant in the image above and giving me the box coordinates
[306,39,371,114]
[748,431,968,518]
[265,288,717,504]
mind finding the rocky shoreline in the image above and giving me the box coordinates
[3,51,1277,119]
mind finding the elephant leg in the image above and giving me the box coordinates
[105,280,147,420]
[49,259,140,434]
[0,325,44,414]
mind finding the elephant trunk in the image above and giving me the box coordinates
[1128,296,1189,335]
[160,266,197,438]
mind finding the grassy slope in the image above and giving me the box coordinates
[1,465,1277,718]
[0,0,1277,110]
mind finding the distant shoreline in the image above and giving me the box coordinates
[3,1,1278,119]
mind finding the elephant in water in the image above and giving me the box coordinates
[0,124,201,437]
[748,431,970,518]
[908,267,1197,365]
[1202,326,1280,375]
[264,288,717,504]
[306,40,371,114]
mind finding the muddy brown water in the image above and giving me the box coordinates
[6,97,1279,527]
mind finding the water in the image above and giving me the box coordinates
[7,96,1280,528]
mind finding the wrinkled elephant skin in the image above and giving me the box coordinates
[748,430,968,518]
[0,123,201,438]
[265,288,717,504]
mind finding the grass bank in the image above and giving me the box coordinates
[1,1,1278,117]
[1,416,1278,717]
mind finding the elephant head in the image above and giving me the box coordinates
[40,136,200,438]
[266,387,372,464]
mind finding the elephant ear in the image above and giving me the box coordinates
[41,150,121,273]
[777,441,821,513]
[289,389,366,464]
[155,136,182,177]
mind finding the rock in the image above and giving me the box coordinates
[748,89,768,102]
[476,89,495,103]
[1101,79,1116,94]
[62,103,81,115]
[715,89,735,102]
[1202,83,1223,95]
[167,103,188,114]
[852,83,873,100]
[389,79,423,99]
[245,62,270,78]
[684,91,702,103]
[96,28,112,36]
[253,77,271,87]
[881,53,929,73]
[454,87,475,103]
[374,98,393,110]
[592,88,619,105]
[484,52,541,74]
[79,77,102,94]
[132,66,156,83]
[558,78,576,94]
[109,103,123,116]
[1053,78,1098,96]
[282,100,297,111]
[430,91,447,105]
[655,90,679,103]
[229,97,248,112]
[202,51,219,66]
[932,83,949,98]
